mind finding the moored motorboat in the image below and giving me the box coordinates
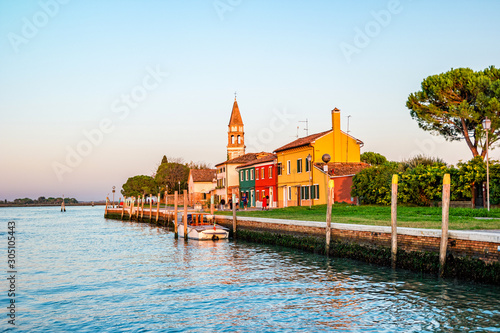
[178,213,229,240]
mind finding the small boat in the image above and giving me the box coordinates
[178,213,229,240]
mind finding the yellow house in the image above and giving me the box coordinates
[274,108,366,207]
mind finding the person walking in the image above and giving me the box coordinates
[262,194,267,211]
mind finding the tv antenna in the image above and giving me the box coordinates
[299,119,309,137]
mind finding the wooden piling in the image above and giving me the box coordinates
[174,191,178,238]
[325,179,334,255]
[163,191,167,222]
[183,190,188,240]
[149,194,152,220]
[129,197,134,220]
[391,174,398,269]
[156,192,160,222]
[210,195,214,215]
[121,199,125,219]
[232,191,237,238]
[105,197,108,216]
[439,173,451,277]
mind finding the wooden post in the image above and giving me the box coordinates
[129,197,134,220]
[391,174,398,269]
[164,191,168,224]
[137,196,141,219]
[232,191,237,238]
[174,191,178,238]
[183,190,188,240]
[210,195,214,215]
[156,192,160,222]
[105,197,108,216]
[439,173,451,277]
[325,179,334,256]
[121,198,125,219]
[149,194,152,220]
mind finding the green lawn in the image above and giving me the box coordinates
[217,204,500,230]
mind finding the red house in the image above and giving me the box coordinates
[253,154,278,208]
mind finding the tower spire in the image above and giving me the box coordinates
[227,96,245,160]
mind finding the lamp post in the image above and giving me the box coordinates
[322,154,332,255]
[483,117,491,211]
[307,154,312,208]
[112,186,116,208]
[178,181,181,193]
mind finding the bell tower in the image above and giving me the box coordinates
[227,97,245,160]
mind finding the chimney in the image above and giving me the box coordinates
[332,108,341,163]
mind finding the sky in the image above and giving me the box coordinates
[0,0,499,201]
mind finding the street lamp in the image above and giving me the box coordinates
[178,181,181,193]
[307,154,312,208]
[112,186,116,208]
[483,117,491,211]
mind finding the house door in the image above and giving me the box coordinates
[297,185,301,206]
[283,187,287,208]
[474,182,485,208]
[250,190,255,207]
[269,187,273,208]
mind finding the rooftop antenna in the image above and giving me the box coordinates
[346,115,351,163]
[299,119,309,137]
[291,126,299,139]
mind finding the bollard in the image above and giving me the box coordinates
[391,174,398,269]
[439,174,451,277]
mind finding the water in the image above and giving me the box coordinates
[1,206,499,332]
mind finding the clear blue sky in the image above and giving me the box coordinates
[1,0,499,201]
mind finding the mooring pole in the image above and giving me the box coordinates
[164,190,168,224]
[439,174,451,277]
[121,198,125,219]
[183,190,188,240]
[129,197,134,220]
[174,191,178,238]
[156,192,160,222]
[210,195,214,215]
[232,191,237,238]
[105,197,108,216]
[149,194,152,220]
[325,179,334,256]
[391,174,398,269]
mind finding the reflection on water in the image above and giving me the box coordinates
[1,206,499,332]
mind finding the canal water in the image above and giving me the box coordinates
[1,206,499,332]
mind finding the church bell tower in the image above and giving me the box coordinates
[227,97,245,160]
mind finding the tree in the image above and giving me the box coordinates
[155,161,189,194]
[406,66,500,158]
[360,152,387,165]
[121,175,157,198]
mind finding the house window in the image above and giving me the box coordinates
[313,184,319,200]
[261,168,265,179]
[240,171,243,181]
[256,168,260,180]
[231,135,235,144]
[238,135,241,144]
[287,186,292,200]
[269,166,272,179]
[277,163,282,176]
[256,190,260,201]
[305,158,310,172]
[287,160,291,175]
[251,169,254,180]
[246,170,249,181]
[297,159,302,173]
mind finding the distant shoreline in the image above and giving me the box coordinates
[0,203,106,208]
